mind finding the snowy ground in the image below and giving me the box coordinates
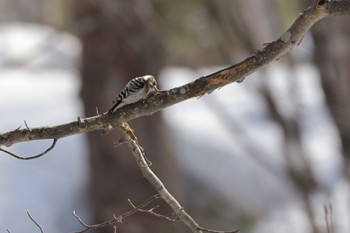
[0,23,349,233]
[160,66,350,233]
[0,24,89,233]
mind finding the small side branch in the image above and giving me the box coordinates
[27,211,44,233]
[0,139,58,160]
[24,120,31,131]
[128,199,177,222]
[73,194,162,233]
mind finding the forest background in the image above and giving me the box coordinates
[0,0,349,233]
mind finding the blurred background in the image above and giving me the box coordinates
[0,0,349,232]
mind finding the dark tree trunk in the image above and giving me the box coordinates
[72,1,181,232]
[312,18,350,179]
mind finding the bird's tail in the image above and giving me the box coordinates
[108,100,121,114]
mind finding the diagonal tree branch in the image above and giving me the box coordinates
[27,211,44,233]
[0,1,350,149]
[119,122,202,233]
[119,122,238,233]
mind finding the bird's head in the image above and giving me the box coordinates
[143,75,158,91]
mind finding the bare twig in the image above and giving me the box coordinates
[0,139,57,160]
[24,120,31,131]
[95,106,100,116]
[73,194,161,233]
[73,210,91,229]
[128,199,177,222]
[119,122,238,233]
[27,211,44,233]
[119,122,202,232]
[0,1,349,148]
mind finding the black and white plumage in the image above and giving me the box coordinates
[108,75,158,113]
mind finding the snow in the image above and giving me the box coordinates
[0,23,89,233]
[0,23,349,233]
[160,65,349,232]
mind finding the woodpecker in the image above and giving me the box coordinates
[108,75,158,113]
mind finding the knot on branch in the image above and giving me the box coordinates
[317,0,327,6]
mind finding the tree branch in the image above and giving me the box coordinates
[119,122,238,233]
[27,211,44,233]
[0,139,57,160]
[127,199,177,222]
[0,1,349,148]
[73,194,162,233]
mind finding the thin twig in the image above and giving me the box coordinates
[113,137,127,148]
[0,139,57,160]
[27,211,44,233]
[24,120,31,131]
[73,194,161,233]
[73,210,91,228]
[128,199,177,222]
[197,226,239,233]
